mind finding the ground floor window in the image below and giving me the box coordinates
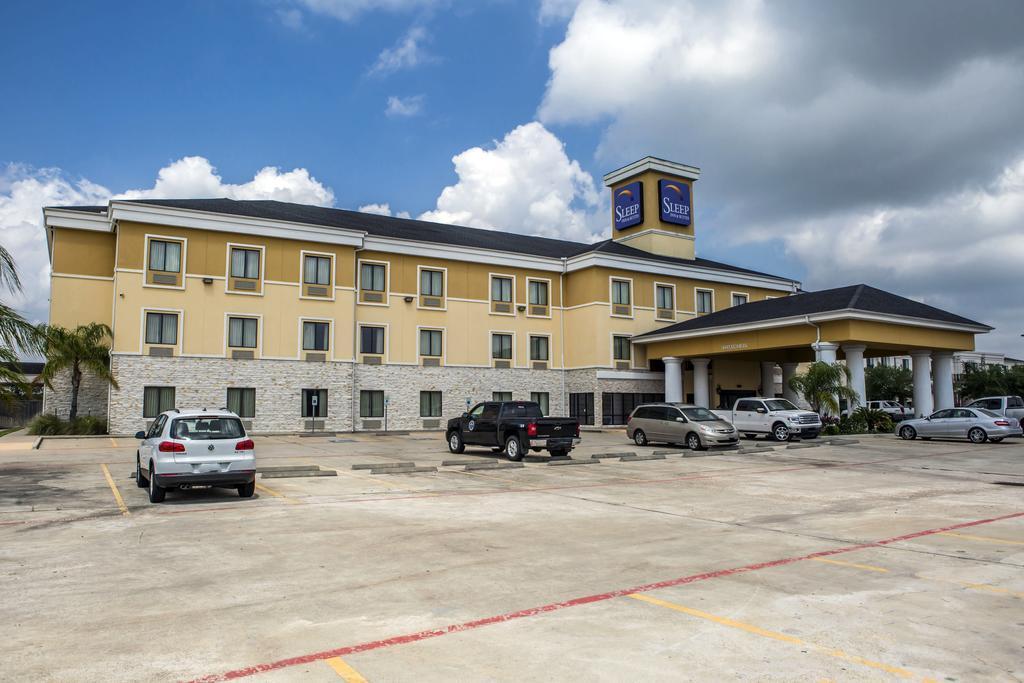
[420,391,442,417]
[360,390,384,418]
[569,393,594,426]
[602,392,664,426]
[530,392,549,415]
[226,388,256,418]
[143,386,175,418]
[302,389,328,417]
[493,391,512,402]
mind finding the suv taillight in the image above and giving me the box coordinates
[236,439,255,451]
[527,423,538,437]
[158,441,185,453]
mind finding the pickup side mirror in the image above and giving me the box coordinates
[756,407,767,414]
[461,412,469,419]
[134,431,146,440]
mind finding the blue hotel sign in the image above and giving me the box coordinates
[613,181,643,230]
[659,179,691,226]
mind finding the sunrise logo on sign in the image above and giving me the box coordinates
[613,181,643,230]
[659,179,691,226]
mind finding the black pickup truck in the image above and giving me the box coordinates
[445,401,581,461]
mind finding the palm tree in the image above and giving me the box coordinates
[38,323,118,420]
[0,244,40,406]
[787,361,859,415]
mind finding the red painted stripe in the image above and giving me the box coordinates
[188,509,1024,682]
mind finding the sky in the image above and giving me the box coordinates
[2,0,1024,356]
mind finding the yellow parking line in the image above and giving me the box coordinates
[100,463,129,516]
[255,481,300,504]
[938,531,1024,546]
[108,437,117,448]
[810,557,889,573]
[325,656,368,682]
[915,573,1024,599]
[627,593,934,681]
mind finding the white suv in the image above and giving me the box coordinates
[134,409,257,503]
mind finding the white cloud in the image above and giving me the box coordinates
[0,158,335,326]
[369,26,434,76]
[358,202,411,219]
[284,0,440,23]
[385,94,425,118]
[538,0,581,23]
[419,122,603,242]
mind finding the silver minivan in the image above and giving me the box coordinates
[627,403,738,450]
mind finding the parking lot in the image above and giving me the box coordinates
[1,429,1022,682]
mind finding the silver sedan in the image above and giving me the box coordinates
[896,407,1023,443]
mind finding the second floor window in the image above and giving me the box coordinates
[230,248,260,279]
[303,255,332,286]
[228,317,258,348]
[528,280,548,306]
[302,321,330,351]
[419,329,442,357]
[360,326,385,354]
[360,263,386,292]
[613,335,631,361]
[144,312,177,345]
[491,276,512,303]
[420,269,444,297]
[530,336,549,361]
[612,279,631,306]
[656,285,674,310]
[148,240,181,273]
[696,289,713,314]
[492,333,512,360]
[732,293,748,307]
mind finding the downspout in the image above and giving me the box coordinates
[560,257,567,415]
[351,247,362,433]
[804,315,820,349]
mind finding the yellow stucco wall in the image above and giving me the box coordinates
[51,228,116,278]
[49,276,113,328]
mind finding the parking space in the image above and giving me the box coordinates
[0,430,1022,681]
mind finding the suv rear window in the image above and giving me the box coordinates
[171,417,246,440]
[500,402,543,419]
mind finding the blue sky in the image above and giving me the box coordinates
[2,0,1023,355]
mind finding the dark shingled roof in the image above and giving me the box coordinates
[635,284,989,339]
[52,198,796,282]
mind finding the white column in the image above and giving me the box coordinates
[760,361,777,397]
[812,341,840,363]
[910,350,933,417]
[932,351,955,410]
[663,357,683,403]
[782,363,800,404]
[842,344,867,409]
[692,358,711,408]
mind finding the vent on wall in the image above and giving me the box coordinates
[305,352,326,362]
[656,308,674,319]
[422,297,442,308]
[152,273,178,286]
[422,419,440,429]
[422,357,441,367]
[493,302,511,313]
[613,305,631,316]
[493,360,511,369]
[361,355,382,365]
[148,346,173,357]
[307,286,328,297]
[233,280,257,291]
[530,305,548,316]
[231,350,254,360]
[615,361,631,370]
[362,291,384,303]
[532,361,548,370]
[361,420,382,430]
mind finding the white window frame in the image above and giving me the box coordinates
[695,287,715,315]
[143,234,188,291]
[610,333,634,367]
[654,281,677,322]
[489,329,515,366]
[525,277,552,319]
[224,313,263,356]
[416,265,448,311]
[416,325,446,363]
[488,272,517,316]
[528,333,552,363]
[139,307,183,355]
[357,258,390,307]
[730,291,749,307]
[224,242,265,296]
[297,317,334,359]
[357,322,389,362]
[299,250,336,301]
[609,276,634,318]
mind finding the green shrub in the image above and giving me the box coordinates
[838,415,867,434]
[27,413,108,435]
[822,424,840,436]
[874,416,895,434]
[852,407,891,433]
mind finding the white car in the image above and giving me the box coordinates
[134,409,257,503]
[714,398,822,441]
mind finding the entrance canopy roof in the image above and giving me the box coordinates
[633,284,991,362]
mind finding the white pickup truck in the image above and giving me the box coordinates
[713,398,823,442]
[964,396,1024,428]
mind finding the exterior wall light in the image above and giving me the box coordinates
[202,277,214,285]
[404,296,414,303]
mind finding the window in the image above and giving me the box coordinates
[148,240,181,273]
[528,280,549,306]
[226,388,256,418]
[1009,396,1024,409]
[613,336,631,361]
[491,276,512,303]
[501,402,543,419]
[360,262,386,292]
[611,279,631,306]
[302,389,328,418]
[696,289,713,314]
[493,392,512,402]
[492,333,512,360]
[359,390,384,418]
[419,329,443,357]
[228,317,258,348]
[656,285,674,311]
[602,392,664,426]
[420,391,442,417]
[529,336,549,361]
[143,386,175,418]
[302,321,330,351]
[171,417,245,440]
[530,392,549,415]
[570,392,594,426]
[144,312,177,345]
[420,269,444,296]
[303,255,332,285]
[732,293,748,307]
[481,404,500,419]
[230,248,260,279]
[360,326,384,355]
